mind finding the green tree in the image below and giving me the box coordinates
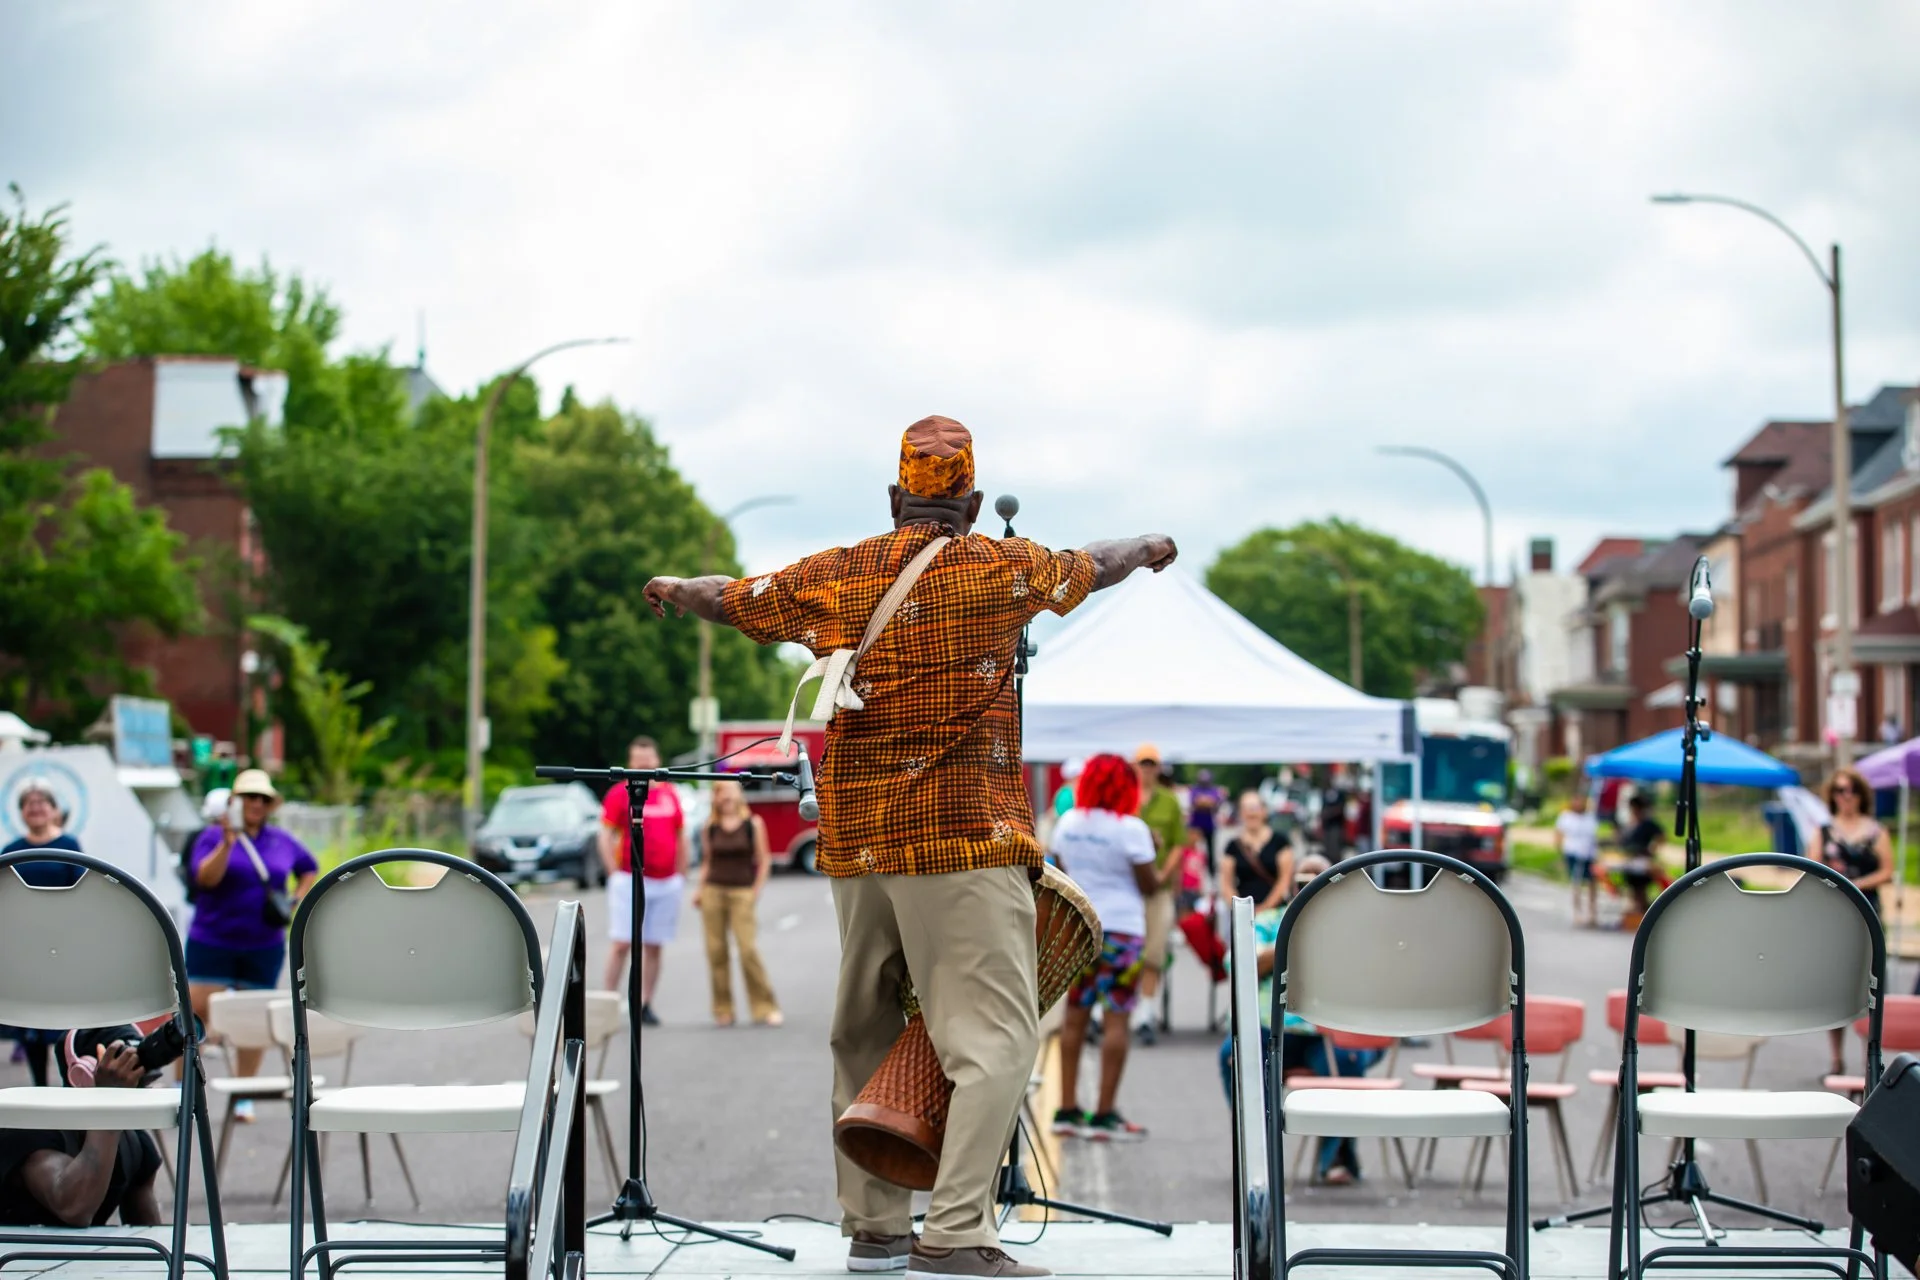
[0,189,200,726]
[1206,518,1483,698]
[249,614,394,804]
[515,396,792,765]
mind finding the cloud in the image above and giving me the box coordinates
[4,0,1916,581]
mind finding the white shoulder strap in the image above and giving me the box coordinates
[236,833,273,883]
[778,535,950,755]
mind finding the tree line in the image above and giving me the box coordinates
[1,186,1483,802]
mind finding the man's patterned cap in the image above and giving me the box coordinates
[898,415,976,500]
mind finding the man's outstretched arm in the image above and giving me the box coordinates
[1083,535,1178,591]
[643,575,733,626]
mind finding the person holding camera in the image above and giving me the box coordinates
[0,1041,162,1226]
[184,769,317,1117]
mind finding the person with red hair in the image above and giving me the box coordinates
[1046,752,1158,1141]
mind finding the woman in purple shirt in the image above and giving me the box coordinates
[186,769,318,1099]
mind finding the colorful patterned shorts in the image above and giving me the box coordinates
[1069,931,1146,1015]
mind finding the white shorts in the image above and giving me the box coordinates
[607,871,683,946]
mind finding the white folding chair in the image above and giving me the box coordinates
[0,851,228,1280]
[513,990,623,1188]
[266,1000,418,1208]
[205,990,318,1183]
[1609,854,1887,1280]
[287,849,541,1279]
[1267,850,1529,1280]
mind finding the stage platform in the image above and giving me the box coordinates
[2,1219,1905,1278]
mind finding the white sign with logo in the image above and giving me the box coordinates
[0,745,186,927]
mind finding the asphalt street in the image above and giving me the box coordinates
[8,868,1912,1236]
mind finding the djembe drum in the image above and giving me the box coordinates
[834,864,1100,1191]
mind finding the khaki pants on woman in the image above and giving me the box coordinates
[701,886,780,1022]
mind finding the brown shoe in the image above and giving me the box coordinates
[907,1245,1051,1278]
[848,1230,914,1273]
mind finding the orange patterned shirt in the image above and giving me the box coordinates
[721,524,1097,878]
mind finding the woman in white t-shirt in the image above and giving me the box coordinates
[1554,791,1600,927]
[1047,754,1160,1142]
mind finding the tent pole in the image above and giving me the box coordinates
[1898,778,1910,980]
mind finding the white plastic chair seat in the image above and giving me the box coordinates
[1284,1086,1511,1138]
[307,1083,525,1134]
[586,1079,619,1098]
[1638,1088,1857,1140]
[0,1085,183,1130]
[208,1075,323,1099]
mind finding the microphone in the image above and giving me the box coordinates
[796,742,820,822]
[1687,555,1715,621]
[995,494,1019,539]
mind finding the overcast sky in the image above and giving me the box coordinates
[5,1,1917,580]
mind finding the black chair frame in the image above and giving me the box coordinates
[1266,849,1530,1280]
[0,850,229,1280]
[286,849,542,1280]
[506,898,588,1280]
[1609,853,1887,1280]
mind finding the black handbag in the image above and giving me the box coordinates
[238,833,296,929]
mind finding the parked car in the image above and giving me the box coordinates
[472,782,603,888]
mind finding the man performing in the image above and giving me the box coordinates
[644,416,1174,1279]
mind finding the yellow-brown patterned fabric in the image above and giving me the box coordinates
[897,416,976,500]
[722,525,1096,877]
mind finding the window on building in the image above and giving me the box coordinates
[1607,604,1630,676]
[1823,531,1835,626]
[1883,524,1902,610]
[1911,516,1920,604]
[1786,564,1798,629]
[1887,666,1908,738]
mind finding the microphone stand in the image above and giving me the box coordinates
[988,495,1174,1237]
[1535,558,1822,1238]
[534,760,801,1261]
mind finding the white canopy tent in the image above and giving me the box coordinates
[1022,567,1414,766]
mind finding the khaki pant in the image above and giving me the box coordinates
[830,865,1037,1251]
[1142,886,1176,974]
[701,886,780,1022]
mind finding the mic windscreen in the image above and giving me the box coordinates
[994,494,1020,522]
[799,794,820,822]
[1688,593,1715,621]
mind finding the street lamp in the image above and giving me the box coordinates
[1279,540,1363,689]
[694,495,795,757]
[1377,444,1496,685]
[1652,193,1852,763]
[464,336,628,841]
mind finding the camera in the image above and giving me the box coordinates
[56,1019,195,1089]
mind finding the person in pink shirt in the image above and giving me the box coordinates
[598,736,691,1025]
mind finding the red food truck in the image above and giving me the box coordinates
[714,720,825,872]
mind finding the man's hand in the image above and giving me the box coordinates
[1085,535,1180,591]
[93,1042,143,1089]
[642,574,732,625]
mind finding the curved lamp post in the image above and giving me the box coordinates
[695,495,795,757]
[1378,444,1495,686]
[1653,192,1851,763]
[465,337,629,840]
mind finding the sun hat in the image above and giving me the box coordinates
[231,769,279,800]
[1133,743,1162,765]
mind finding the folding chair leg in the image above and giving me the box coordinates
[216,1096,238,1179]
[358,1135,372,1202]
[1589,1088,1619,1186]
[192,1066,231,1280]
[1288,1134,1309,1189]
[1745,1138,1768,1203]
[1549,1102,1577,1201]
[305,1125,333,1280]
[590,1097,621,1189]
[1393,1137,1416,1190]
[1819,1137,1843,1196]
[388,1135,421,1209]
[153,1128,176,1188]
[274,1142,293,1206]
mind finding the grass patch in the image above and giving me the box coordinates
[1511,841,1567,882]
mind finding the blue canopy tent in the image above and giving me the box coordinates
[1585,727,1798,788]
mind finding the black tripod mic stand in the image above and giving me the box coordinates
[989,494,1174,1237]
[534,756,810,1260]
[1535,557,1823,1240]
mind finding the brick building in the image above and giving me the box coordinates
[48,356,286,748]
